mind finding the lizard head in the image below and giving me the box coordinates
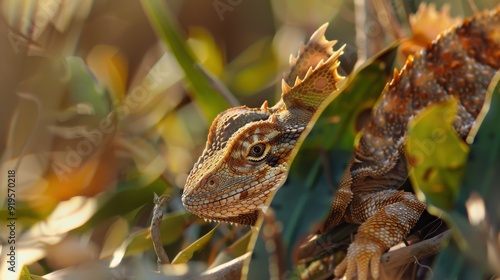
[182,23,345,225]
[181,105,303,224]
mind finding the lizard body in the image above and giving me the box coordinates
[324,8,500,278]
[182,7,500,280]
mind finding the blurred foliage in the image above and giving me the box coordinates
[428,75,500,279]
[0,0,499,279]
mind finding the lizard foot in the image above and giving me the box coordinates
[334,237,384,280]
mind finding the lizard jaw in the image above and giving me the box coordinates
[181,189,265,226]
[182,187,259,225]
[198,211,259,226]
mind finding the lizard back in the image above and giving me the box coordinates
[348,7,500,195]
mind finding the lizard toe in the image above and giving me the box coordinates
[356,259,369,280]
[334,237,384,280]
[370,254,380,279]
[333,257,348,278]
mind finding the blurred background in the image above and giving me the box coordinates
[0,0,498,279]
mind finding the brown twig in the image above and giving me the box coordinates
[381,229,451,268]
[296,228,451,278]
[200,252,251,280]
[151,193,171,269]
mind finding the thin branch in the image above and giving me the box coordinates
[381,229,451,268]
[151,193,171,269]
[200,252,251,280]
[296,229,451,278]
[262,208,287,280]
[354,0,368,66]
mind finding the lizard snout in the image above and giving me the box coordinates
[181,179,200,209]
[181,174,221,209]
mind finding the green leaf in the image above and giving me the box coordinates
[209,230,252,268]
[430,73,500,278]
[406,98,469,212]
[19,266,31,280]
[172,224,220,264]
[222,38,278,95]
[31,276,49,280]
[65,56,112,119]
[100,217,130,259]
[227,230,252,257]
[456,73,500,214]
[141,0,236,121]
[187,26,225,76]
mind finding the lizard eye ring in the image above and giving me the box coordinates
[247,142,270,161]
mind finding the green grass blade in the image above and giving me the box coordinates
[141,0,236,121]
[172,224,220,264]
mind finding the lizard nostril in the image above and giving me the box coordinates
[181,179,202,205]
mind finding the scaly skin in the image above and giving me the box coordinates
[182,7,500,280]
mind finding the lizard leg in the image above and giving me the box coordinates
[334,190,426,280]
[321,172,354,233]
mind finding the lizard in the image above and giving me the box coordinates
[182,7,500,280]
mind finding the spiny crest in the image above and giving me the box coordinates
[281,42,345,112]
[388,6,500,92]
[286,23,340,84]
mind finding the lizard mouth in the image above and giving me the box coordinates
[197,211,259,226]
[182,187,262,226]
[181,194,261,226]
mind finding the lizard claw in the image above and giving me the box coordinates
[334,237,384,280]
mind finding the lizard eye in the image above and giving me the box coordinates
[203,175,219,188]
[247,142,269,161]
